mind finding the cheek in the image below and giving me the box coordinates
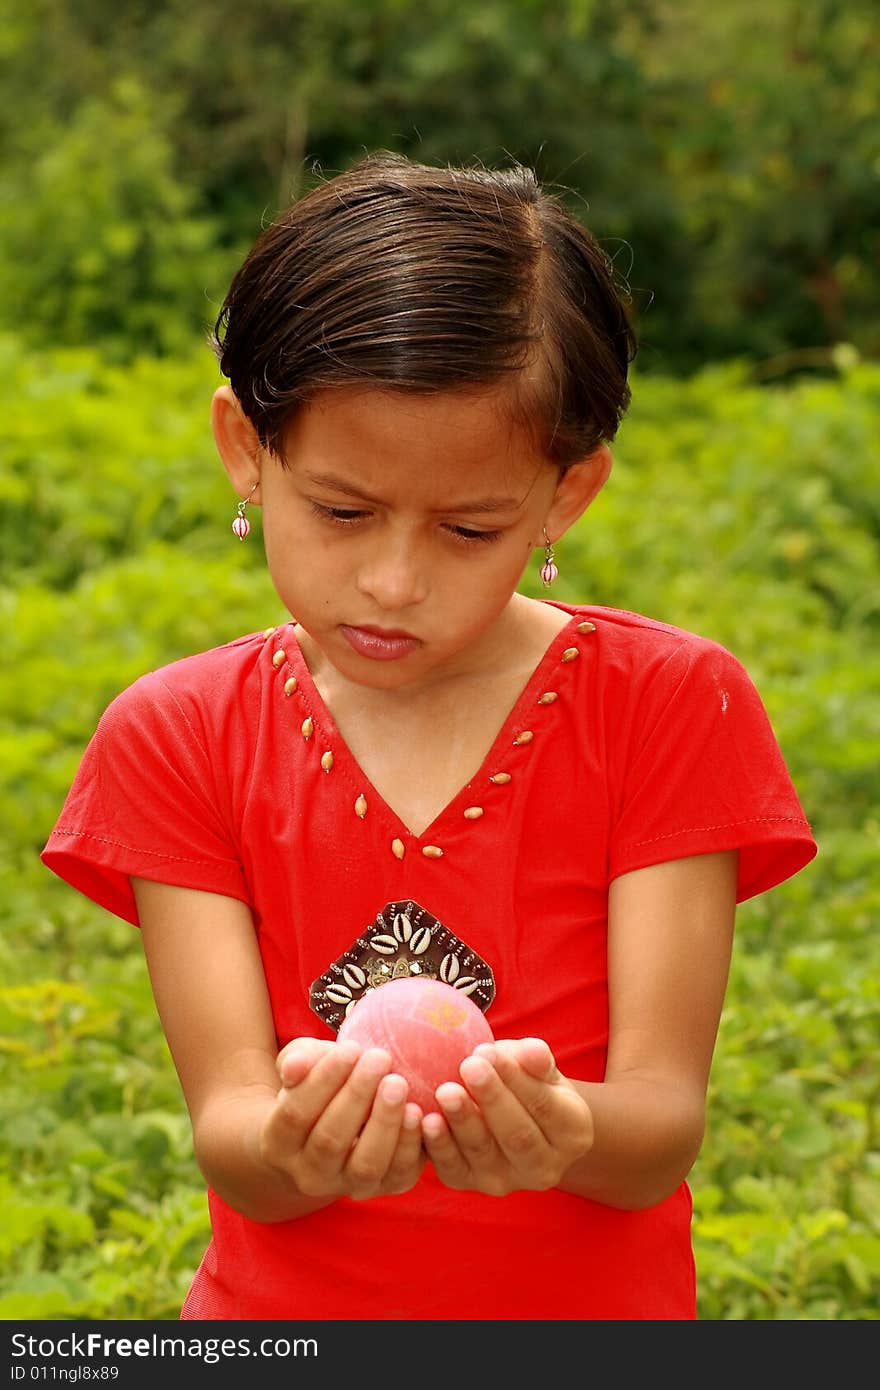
[264,513,333,564]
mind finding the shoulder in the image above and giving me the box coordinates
[546,602,772,754]
[553,601,749,689]
[583,603,728,656]
[97,623,285,744]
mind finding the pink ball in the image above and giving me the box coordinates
[336,977,494,1114]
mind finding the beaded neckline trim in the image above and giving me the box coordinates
[263,613,597,861]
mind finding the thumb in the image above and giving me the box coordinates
[277,1035,333,1086]
[515,1037,558,1080]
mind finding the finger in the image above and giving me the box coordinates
[421,1090,481,1189]
[474,1041,567,1116]
[343,1071,413,1198]
[278,1036,350,1086]
[304,1047,393,1174]
[434,1079,500,1165]
[455,1050,539,1139]
[272,1039,364,1141]
[422,1117,470,1187]
[509,1038,557,1079]
[261,1042,365,1182]
[375,1099,427,1195]
[457,1053,552,1176]
[395,1101,426,1170]
[473,1038,556,1081]
[469,1049,593,1169]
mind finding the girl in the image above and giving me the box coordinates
[41,151,817,1321]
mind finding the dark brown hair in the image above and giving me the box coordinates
[212,151,637,469]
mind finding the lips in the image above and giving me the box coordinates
[354,624,418,640]
[340,624,422,662]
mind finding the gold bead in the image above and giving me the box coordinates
[391,838,405,859]
[513,730,534,745]
[262,627,277,641]
[577,621,596,634]
[561,647,579,662]
[489,772,512,784]
[272,649,286,668]
[301,717,314,740]
[421,845,443,858]
[463,807,484,819]
[354,794,368,818]
[284,676,298,696]
[320,751,334,772]
[538,691,558,704]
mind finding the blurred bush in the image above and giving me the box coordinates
[1,0,878,372]
[0,78,228,359]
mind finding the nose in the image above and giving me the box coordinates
[355,530,429,611]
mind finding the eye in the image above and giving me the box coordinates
[309,503,367,526]
[447,526,503,545]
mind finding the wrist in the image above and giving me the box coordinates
[195,1088,336,1223]
[557,1078,705,1209]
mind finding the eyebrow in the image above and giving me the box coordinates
[303,471,524,514]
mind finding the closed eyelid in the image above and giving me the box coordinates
[310,502,366,520]
[303,472,523,517]
[308,502,502,544]
[311,500,501,525]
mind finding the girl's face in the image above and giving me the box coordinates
[219,385,609,696]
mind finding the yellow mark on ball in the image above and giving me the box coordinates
[414,998,467,1032]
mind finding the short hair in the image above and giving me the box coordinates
[212,150,637,469]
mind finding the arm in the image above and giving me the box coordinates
[421,849,738,1209]
[559,847,737,1206]
[131,878,425,1223]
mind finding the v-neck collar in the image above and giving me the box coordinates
[277,601,585,843]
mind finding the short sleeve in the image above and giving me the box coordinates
[608,638,817,902]
[41,672,250,926]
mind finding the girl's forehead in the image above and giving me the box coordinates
[283,386,546,478]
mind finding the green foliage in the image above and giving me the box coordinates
[0,76,229,357]
[0,0,877,369]
[616,0,880,369]
[2,337,878,1318]
[0,909,211,1319]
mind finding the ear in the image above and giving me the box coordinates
[211,385,266,503]
[541,444,612,545]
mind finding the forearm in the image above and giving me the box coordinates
[558,1077,706,1209]
[192,1085,337,1224]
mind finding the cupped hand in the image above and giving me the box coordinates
[259,1035,426,1201]
[421,1038,593,1196]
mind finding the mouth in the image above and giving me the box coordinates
[340,624,422,662]
[354,624,419,640]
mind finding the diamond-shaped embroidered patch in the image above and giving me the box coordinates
[309,899,496,1032]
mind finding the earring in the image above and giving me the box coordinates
[540,528,558,586]
[232,482,259,539]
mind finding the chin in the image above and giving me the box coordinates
[344,658,427,689]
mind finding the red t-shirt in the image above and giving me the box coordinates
[41,601,817,1320]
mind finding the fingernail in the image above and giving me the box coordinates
[381,1074,407,1105]
[422,1114,445,1141]
[360,1047,391,1076]
[461,1056,493,1085]
[439,1088,464,1113]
